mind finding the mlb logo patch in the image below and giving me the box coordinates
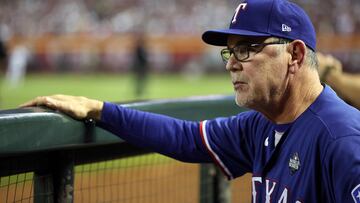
[352,184,360,203]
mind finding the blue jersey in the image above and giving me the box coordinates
[99,85,360,202]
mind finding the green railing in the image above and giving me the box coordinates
[0,95,247,203]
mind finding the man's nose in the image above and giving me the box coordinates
[226,55,242,72]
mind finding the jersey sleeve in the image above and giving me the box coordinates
[98,102,211,163]
[322,135,360,203]
[199,112,255,179]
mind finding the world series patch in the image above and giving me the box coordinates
[289,152,300,175]
[352,184,360,203]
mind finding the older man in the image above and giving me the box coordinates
[22,0,360,202]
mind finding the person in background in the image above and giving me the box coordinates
[0,39,6,73]
[5,44,30,87]
[131,33,149,99]
[0,39,7,107]
[317,52,360,109]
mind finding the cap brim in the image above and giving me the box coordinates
[202,29,271,46]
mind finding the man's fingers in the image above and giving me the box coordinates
[19,96,46,107]
[19,95,94,120]
[20,96,59,108]
[19,100,37,107]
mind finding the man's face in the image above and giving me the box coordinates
[225,35,289,109]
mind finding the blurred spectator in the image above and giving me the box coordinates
[0,22,10,73]
[2,0,357,37]
[317,53,360,109]
[0,40,7,73]
[131,33,149,98]
[5,44,31,87]
[0,0,359,73]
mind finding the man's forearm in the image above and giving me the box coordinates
[98,102,212,162]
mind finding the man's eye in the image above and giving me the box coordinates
[237,47,248,54]
[248,45,262,52]
[248,47,257,52]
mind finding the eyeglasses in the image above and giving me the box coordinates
[220,40,288,63]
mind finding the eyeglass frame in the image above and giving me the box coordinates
[220,39,290,64]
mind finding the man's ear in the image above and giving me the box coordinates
[287,40,306,73]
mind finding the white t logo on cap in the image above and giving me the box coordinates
[232,3,247,24]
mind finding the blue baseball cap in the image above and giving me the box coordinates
[202,0,316,51]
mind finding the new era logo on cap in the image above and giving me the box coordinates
[282,24,292,32]
[202,0,316,51]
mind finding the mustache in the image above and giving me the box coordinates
[230,72,248,84]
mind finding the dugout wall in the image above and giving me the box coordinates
[0,95,251,203]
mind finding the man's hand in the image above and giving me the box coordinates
[20,95,104,121]
[316,53,343,82]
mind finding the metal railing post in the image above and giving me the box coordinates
[33,154,74,203]
[52,154,74,203]
[199,164,231,203]
[200,164,216,203]
[215,167,231,203]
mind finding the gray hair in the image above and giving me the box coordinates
[275,37,318,69]
[305,48,318,70]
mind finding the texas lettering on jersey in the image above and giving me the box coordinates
[252,177,302,203]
